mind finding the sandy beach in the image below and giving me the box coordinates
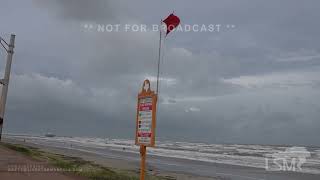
[0,143,87,180]
[2,135,320,180]
[1,138,216,180]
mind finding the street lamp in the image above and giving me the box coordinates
[0,34,15,141]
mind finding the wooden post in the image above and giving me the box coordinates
[140,145,147,180]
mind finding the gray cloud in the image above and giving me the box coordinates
[34,0,117,22]
[0,0,319,146]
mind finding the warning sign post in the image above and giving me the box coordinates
[135,79,157,180]
[135,79,157,147]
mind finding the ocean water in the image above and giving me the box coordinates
[6,134,320,175]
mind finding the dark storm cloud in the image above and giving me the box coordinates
[0,0,320,145]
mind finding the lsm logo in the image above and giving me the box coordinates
[265,147,311,172]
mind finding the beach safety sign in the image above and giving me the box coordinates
[135,80,157,147]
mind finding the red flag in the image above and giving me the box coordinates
[163,13,180,35]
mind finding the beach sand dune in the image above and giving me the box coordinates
[0,145,87,180]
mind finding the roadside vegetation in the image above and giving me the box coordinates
[1,142,175,180]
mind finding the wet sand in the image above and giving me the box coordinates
[4,137,320,180]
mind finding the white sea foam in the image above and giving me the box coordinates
[6,134,320,174]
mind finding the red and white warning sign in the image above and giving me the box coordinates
[135,80,157,147]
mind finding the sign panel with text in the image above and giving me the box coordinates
[135,80,157,147]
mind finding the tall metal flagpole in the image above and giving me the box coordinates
[140,14,178,180]
[156,20,162,95]
[140,20,163,180]
[0,34,16,141]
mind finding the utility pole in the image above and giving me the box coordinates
[0,34,16,141]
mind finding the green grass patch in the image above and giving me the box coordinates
[1,143,41,157]
[0,142,175,180]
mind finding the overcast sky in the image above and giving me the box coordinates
[0,0,319,146]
